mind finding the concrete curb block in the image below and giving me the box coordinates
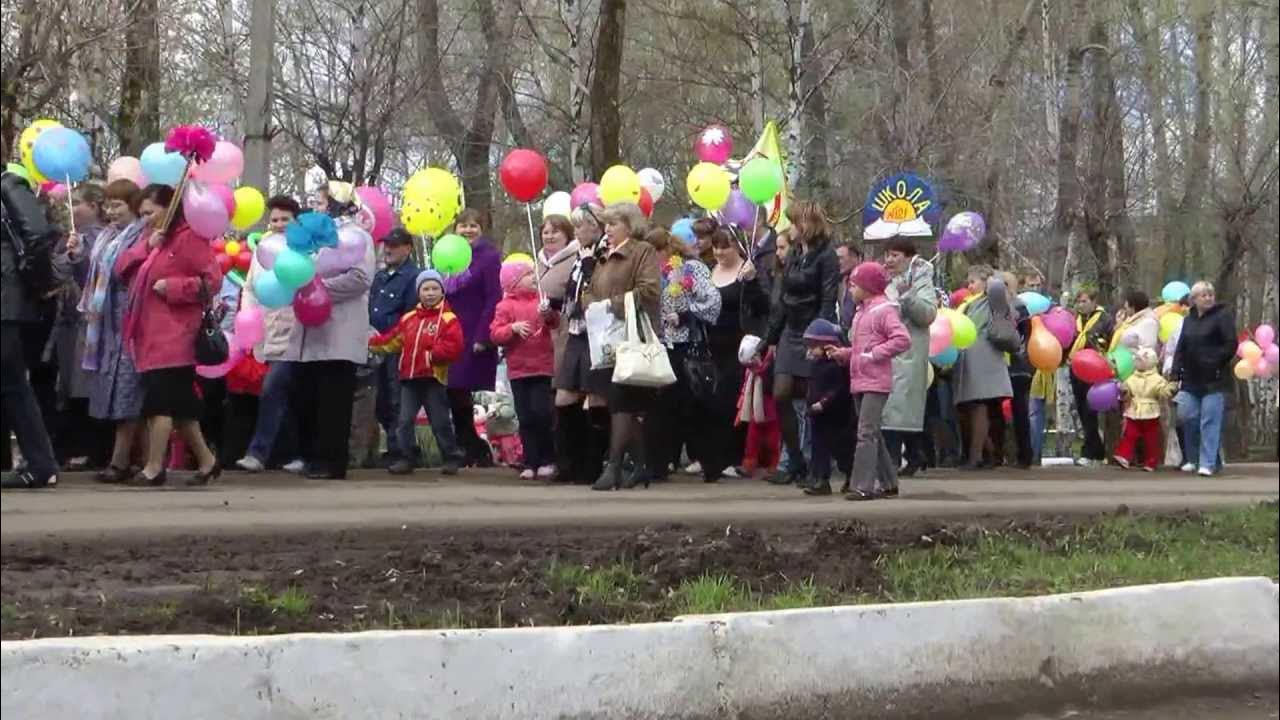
[3,578,1277,719]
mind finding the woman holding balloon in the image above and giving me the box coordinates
[537,215,579,378]
[1170,281,1236,477]
[951,266,1017,470]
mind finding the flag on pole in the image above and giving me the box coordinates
[740,121,790,233]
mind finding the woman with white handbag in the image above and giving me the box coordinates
[581,203,663,491]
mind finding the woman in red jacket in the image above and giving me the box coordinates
[491,260,556,480]
[114,185,222,486]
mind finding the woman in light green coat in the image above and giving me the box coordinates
[879,238,938,475]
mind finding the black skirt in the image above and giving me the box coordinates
[140,366,203,420]
[553,333,596,393]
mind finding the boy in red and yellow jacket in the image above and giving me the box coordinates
[370,269,465,475]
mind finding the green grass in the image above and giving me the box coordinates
[546,560,644,606]
[240,585,313,617]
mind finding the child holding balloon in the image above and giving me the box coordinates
[490,260,556,480]
[1114,348,1176,471]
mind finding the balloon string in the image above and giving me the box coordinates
[65,174,76,238]
[161,162,193,234]
[525,203,545,302]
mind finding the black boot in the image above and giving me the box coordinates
[593,461,622,491]
[554,404,586,484]
[804,478,832,496]
[582,408,611,486]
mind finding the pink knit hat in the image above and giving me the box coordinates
[850,261,890,295]
[500,260,534,293]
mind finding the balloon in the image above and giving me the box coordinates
[336,226,369,267]
[928,315,954,356]
[948,288,970,309]
[1161,281,1191,304]
[235,250,252,273]
[182,182,230,240]
[401,198,454,237]
[1017,292,1051,316]
[107,156,147,186]
[404,168,462,231]
[191,140,244,184]
[1254,359,1274,379]
[1071,348,1114,384]
[234,306,266,347]
[196,335,243,379]
[256,233,286,270]
[354,186,393,242]
[694,124,733,164]
[1109,346,1135,381]
[433,234,473,275]
[938,211,986,253]
[274,247,316,289]
[637,187,654,217]
[1255,324,1276,348]
[686,162,731,211]
[292,277,333,327]
[1266,344,1280,366]
[314,247,350,277]
[672,218,696,247]
[505,252,534,266]
[19,119,62,183]
[1158,312,1183,343]
[1233,358,1255,380]
[930,346,959,367]
[140,143,188,186]
[210,183,236,216]
[1042,306,1077,349]
[216,253,234,275]
[225,240,242,257]
[1027,317,1064,372]
[32,127,92,183]
[720,189,757,228]
[231,186,266,230]
[45,183,68,200]
[638,168,665,202]
[1238,340,1262,361]
[251,269,294,309]
[499,148,549,202]
[941,308,977,350]
[570,182,601,209]
[542,191,572,220]
[599,165,642,205]
[738,156,784,204]
[1086,380,1121,413]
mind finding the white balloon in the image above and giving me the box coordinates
[542,191,572,220]
[638,168,665,202]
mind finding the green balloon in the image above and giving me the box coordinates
[246,231,263,250]
[432,234,473,275]
[738,157,784,205]
[275,247,315,290]
[1110,346,1135,381]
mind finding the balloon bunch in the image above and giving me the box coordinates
[938,211,987,253]
[680,123,785,230]
[212,234,256,283]
[1234,324,1278,380]
[927,308,978,367]
[1069,346,1138,413]
[251,212,368,328]
[401,168,463,237]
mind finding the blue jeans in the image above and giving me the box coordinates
[780,399,811,472]
[247,361,296,462]
[1029,397,1047,462]
[1175,391,1225,472]
[398,377,461,464]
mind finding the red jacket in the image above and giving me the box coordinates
[114,222,221,372]
[489,288,555,379]
[370,301,464,383]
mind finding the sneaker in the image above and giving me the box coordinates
[1113,456,1130,470]
[720,466,742,479]
[235,456,265,473]
[1197,466,1213,477]
[282,459,305,474]
[519,468,535,481]
[682,461,702,475]
[1179,463,1196,473]
[1141,466,1155,473]
[1,471,57,489]
[1074,457,1096,468]
[536,465,557,480]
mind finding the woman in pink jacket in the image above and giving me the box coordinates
[114,185,222,487]
[827,262,910,501]
[490,260,556,479]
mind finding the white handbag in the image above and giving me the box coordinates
[611,291,677,387]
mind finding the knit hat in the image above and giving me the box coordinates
[416,268,444,292]
[802,319,843,345]
[850,261,890,295]
[499,260,534,293]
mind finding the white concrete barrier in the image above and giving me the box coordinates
[3,578,1276,720]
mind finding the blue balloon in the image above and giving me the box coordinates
[32,127,91,183]
[140,142,187,187]
[672,217,696,246]
[252,269,294,309]
[285,211,338,253]
[1018,291,1051,316]
[1161,281,1191,305]
[930,346,959,367]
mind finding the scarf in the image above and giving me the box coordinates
[78,220,145,371]
[736,351,776,425]
[1070,307,1106,356]
[122,239,166,362]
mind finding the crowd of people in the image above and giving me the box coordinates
[1,168,1239,497]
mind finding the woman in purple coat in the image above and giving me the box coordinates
[442,208,503,466]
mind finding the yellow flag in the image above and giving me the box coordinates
[741,121,790,232]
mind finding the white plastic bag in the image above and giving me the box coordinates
[585,299,626,369]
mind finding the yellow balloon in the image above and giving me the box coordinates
[1233,358,1255,380]
[225,240,242,257]
[686,162,731,210]
[405,167,461,214]
[1158,312,1183,343]
[505,252,534,266]
[19,119,62,185]
[599,165,641,206]
[230,186,266,231]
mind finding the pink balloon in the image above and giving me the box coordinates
[570,182,601,209]
[233,306,265,347]
[314,247,349,277]
[1266,344,1280,366]
[336,227,368,266]
[1042,307,1077,350]
[1254,358,1274,379]
[209,183,236,216]
[255,233,286,270]
[182,182,230,240]
[107,156,148,186]
[195,332,243,378]
[1256,324,1276,348]
[694,123,733,164]
[191,140,244,184]
[928,316,954,356]
[46,183,68,200]
[354,186,393,242]
[292,277,332,327]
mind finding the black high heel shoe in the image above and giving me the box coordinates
[95,465,131,484]
[592,462,622,491]
[129,469,168,487]
[187,463,222,487]
[620,466,650,489]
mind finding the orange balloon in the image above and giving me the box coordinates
[1028,316,1063,372]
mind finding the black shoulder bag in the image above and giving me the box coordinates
[194,277,230,366]
[683,318,720,407]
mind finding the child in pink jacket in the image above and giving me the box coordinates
[827,262,911,501]
[490,260,556,480]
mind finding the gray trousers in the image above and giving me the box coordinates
[852,392,896,494]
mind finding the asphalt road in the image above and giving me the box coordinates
[2,463,1275,542]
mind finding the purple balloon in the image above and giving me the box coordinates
[939,211,986,253]
[313,247,348,277]
[336,227,368,266]
[1042,306,1076,349]
[1086,380,1121,413]
[256,233,286,271]
[719,189,758,228]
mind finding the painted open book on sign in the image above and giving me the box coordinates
[861,172,941,240]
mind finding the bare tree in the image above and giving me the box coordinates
[587,0,624,178]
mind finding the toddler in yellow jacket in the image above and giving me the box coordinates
[1114,348,1176,470]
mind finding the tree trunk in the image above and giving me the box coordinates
[1082,16,1134,306]
[784,0,812,185]
[798,7,830,200]
[242,0,274,192]
[1126,0,1172,280]
[1173,0,1213,277]
[588,0,625,180]
[117,0,161,156]
[748,6,766,134]
[1054,0,1089,294]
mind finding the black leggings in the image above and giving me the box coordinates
[773,373,808,470]
[448,388,493,465]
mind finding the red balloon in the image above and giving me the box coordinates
[638,187,654,217]
[292,277,332,327]
[212,238,227,254]
[216,253,234,274]
[235,249,252,272]
[949,287,970,308]
[1071,348,1114,385]
[499,148,549,203]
